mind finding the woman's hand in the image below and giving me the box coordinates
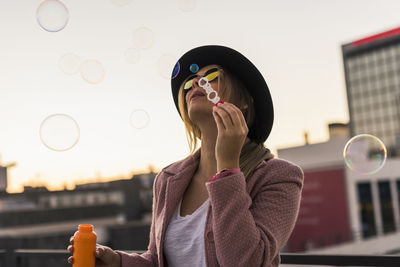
[67,236,121,267]
[212,101,248,172]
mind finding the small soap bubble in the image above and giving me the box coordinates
[158,54,176,79]
[190,63,199,73]
[40,114,80,152]
[110,0,133,6]
[130,109,150,129]
[343,134,387,175]
[171,62,180,79]
[133,27,154,50]
[36,0,69,32]
[125,48,141,64]
[59,53,80,74]
[178,0,196,12]
[80,59,105,84]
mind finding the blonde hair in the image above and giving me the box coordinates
[178,67,273,179]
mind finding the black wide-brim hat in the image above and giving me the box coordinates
[171,45,274,144]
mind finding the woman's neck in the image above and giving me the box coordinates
[196,124,218,183]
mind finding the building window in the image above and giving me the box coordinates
[396,181,400,214]
[378,181,396,234]
[357,182,377,238]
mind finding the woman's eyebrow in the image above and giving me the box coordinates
[185,67,218,82]
[185,74,197,81]
[203,67,219,76]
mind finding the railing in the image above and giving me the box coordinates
[1,250,400,266]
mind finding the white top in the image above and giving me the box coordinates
[164,198,210,267]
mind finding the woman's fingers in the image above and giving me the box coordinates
[213,103,234,127]
[95,245,120,265]
[212,106,226,130]
[68,236,74,265]
[220,103,243,127]
[95,246,104,258]
[213,102,247,132]
[213,101,248,167]
[228,103,247,128]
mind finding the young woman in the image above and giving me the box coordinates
[68,45,303,267]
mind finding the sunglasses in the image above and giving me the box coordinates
[183,68,220,90]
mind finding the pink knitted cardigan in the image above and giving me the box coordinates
[117,150,303,266]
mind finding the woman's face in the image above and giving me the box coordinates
[183,64,225,116]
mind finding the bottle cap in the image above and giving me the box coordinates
[78,224,94,232]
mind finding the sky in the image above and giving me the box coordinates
[0,0,399,193]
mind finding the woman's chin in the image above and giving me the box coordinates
[188,106,213,120]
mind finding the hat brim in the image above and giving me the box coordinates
[171,45,274,143]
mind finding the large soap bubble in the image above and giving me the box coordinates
[40,114,80,151]
[343,134,387,175]
[36,0,69,32]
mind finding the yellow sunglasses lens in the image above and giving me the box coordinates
[183,70,219,90]
[205,71,219,82]
[184,79,193,90]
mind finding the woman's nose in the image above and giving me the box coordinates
[192,77,200,88]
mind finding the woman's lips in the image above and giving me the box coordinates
[190,90,206,101]
[190,95,204,101]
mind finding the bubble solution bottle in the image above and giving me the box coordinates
[73,224,97,267]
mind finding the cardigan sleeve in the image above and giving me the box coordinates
[208,168,241,182]
[115,173,160,267]
[205,159,303,267]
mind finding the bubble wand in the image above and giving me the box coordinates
[198,76,220,104]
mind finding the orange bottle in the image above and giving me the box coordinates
[73,224,97,267]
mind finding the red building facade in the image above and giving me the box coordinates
[287,167,351,252]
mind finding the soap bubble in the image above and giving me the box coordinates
[40,114,80,151]
[132,27,154,49]
[178,0,196,12]
[190,63,199,73]
[36,0,69,32]
[171,62,180,79]
[158,54,176,79]
[110,0,133,6]
[343,134,387,175]
[125,48,141,64]
[59,53,80,74]
[130,109,150,129]
[80,59,105,84]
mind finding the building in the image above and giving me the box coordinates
[0,161,16,194]
[342,27,400,156]
[279,123,352,252]
[0,172,156,253]
[280,123,400,254]
[0,167,6,193]
[277,26,400,254]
